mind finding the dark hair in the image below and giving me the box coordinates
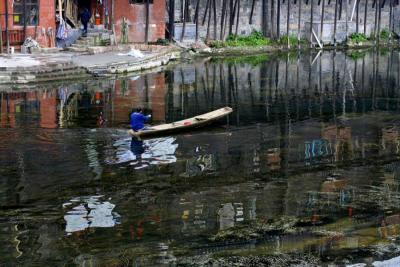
[130,107,142,118]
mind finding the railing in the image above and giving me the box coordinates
[1,29,24,45]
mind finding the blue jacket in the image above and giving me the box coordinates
[130,112,150,131]
[80,9,91,23]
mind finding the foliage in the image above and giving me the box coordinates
[349,33,368,43]
[209,31,270,48]
[155,38,169,46]
[277,51,299,61]
[225,31,271,47]
[209,40,226,48]
[348,50,367,60]
[276,35,304,46]
[380,47,390,55]
[380,29,390,40]
[212,55,270,66]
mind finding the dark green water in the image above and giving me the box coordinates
[2,50,400,266]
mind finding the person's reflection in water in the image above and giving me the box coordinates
[131,137,145,159]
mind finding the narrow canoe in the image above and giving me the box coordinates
[128,107,233,138]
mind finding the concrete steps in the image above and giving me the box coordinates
[67,29,113,52]
[0,62,89,84]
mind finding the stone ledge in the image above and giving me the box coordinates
[105,51,181,75]
[87,44,175,54]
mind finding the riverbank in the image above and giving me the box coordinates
[0,40,398,85]
[197,41,400,56]
[0,44,181,85]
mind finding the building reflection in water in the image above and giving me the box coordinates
[63,195,121,235]
[0,72,166,129]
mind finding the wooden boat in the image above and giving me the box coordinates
[128,107,233,138]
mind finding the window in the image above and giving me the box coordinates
[13,0,39,26]
[129,0,153,4]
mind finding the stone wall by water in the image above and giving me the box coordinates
[172,1,400,43]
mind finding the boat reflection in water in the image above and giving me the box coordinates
[63,195,121,235]
[106,136,178,169]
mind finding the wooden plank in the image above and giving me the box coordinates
[312,29,323,48]
[345,0,348,39]
[310,0,314,47]
[0,18,3,53]
[169,0,175,42]
[145,0,150,44]
[287,0,291,48]
[235,0,240,35]
[374,0,378,40]
[321,0,325,41]
[364,0,368,35]
[356,0,360,33]
[277,0,281,38]
[5,0,10,53]
[350,0,357,20]
[220,0,227,40]
[213,0,217,39]
[377,0,382,43]
[250,0,256,24]
[195,0,200,40]
[389,0,393,42]
[180,0,186,41]
[203,0,210,25]
[334,0,338,46]
[206,0,212,40]
[228,0,235,35]
[298,0,302,48]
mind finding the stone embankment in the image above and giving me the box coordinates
[0,45,181,85]
[0,54,88,85]
[1,41,398,85]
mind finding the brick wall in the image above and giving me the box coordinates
[112,0,166,43]
[0,0,56,48]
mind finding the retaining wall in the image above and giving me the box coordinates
[171,1,399,42]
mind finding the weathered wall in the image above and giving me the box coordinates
[112,0,165,43]
[171,1,400,43]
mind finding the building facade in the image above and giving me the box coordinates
[0,0,166,50]
[110,0,166,43]
[0,0,56,48]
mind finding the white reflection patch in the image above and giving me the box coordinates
[63,195,121,234]
[106,136,178,169]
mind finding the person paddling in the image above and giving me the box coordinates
[130,108,151,132]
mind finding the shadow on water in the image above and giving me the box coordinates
[2,49,400,265]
